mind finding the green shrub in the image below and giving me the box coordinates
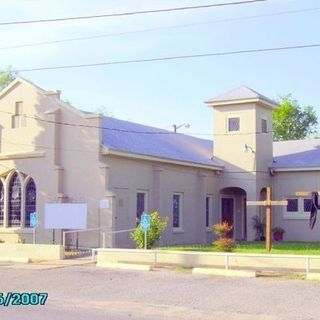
[212,221,236,252]
[213,221,233,237]
[130,212,168,249]
[213,238,237,252]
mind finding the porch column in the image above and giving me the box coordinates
[197,172,207,243]
[246,189,259,241]
[99,192,116,248]
[99,164,116,247]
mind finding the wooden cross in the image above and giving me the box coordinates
[247,186,288,253]
[295,191,320,197]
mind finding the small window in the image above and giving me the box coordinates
[303,199,312,212]
[228,117,240,132]
[11,115,20,129]
[15,102,23,115]
[136,191,147,221]
[261,119,267,133]
[287,198,298,212]
[25,178,36,228]
[205,196,212,228]
[11,102,26,129]
[173,193,183,229]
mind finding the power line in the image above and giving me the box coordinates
[0,1,266,26]
[7,43,320,73]
[0,110,275,136]
[1,6,318,51]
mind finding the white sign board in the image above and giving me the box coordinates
[99,199,110,209]
[45,203,87,229]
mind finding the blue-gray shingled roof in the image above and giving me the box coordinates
[206,85,277,107]
[102,116,222,168]
[101,116,320,170]
[272,139,320,169]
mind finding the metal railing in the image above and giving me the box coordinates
[92,248,320,274]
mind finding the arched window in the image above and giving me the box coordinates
[0,181,4,227]
[8,172,21,227]
[25,178,36,227]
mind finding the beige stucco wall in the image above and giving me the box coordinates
[0,79,109,247]
[272,171,320,241]
[1,79,317,248]
[107,155,219,247]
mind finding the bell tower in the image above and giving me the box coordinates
[205,86,277,175]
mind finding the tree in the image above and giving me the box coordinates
[0,68,16,91]
[273,95,318,141]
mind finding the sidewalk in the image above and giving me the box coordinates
[0,257,94,270]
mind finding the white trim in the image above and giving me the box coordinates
[173,192,184,231]
[282,196,311,220]
[206,98,278,110]
[0,151,45,160]
[271,167,320,172]
[104,148,224,171]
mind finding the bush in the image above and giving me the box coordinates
[0,239,4,243]
[130,212,168,249]
[213,221,233,237]
[212,221,236,252]
[213,238,237,252]
[252,215,265,241]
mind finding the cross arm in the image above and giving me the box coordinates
[246,200,288,206]
[295,191,320,197]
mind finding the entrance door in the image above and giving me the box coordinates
[221,198,234,238]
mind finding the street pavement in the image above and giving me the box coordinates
[0,261,320,320]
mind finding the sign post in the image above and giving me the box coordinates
[140,213,151,250]
[30,212,39,244]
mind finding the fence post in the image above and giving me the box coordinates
[225,255,229,270]
[103,232,106,248]
[306,257,310,275]
[154,251,157,268]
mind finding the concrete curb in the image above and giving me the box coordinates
[306,273,320,281]
[96,262,152,271]
[192,267,256,278]
[0,257,29,263]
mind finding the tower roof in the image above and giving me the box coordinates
[205,85,278,109]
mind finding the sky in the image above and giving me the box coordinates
[0,0,319,138]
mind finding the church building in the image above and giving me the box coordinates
[0,78,319,247]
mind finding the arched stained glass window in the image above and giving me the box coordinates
[8,172,21,227]
[0,181,4,227]
[25,178,36,227]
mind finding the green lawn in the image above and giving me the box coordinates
[159,242,320,255]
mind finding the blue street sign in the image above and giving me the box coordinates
[140,213,151,231]
[30,212,38,228]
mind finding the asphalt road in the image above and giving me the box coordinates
[0,263,320,320]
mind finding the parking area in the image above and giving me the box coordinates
[0,262,320,320]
